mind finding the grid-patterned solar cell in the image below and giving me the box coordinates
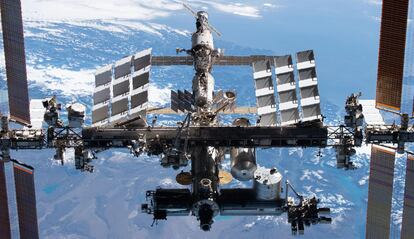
[0,0,30,125]
[13,163,39,239]
[375,0,409,112]
[296,50,315,63]
[93,88,110,105]
[132,72,150,90]
[0,162,11,239]
[92,105,109,123]
[111,98,129,116]
[134,54,151,72]
[113,80,130,97]
[114,57,132,79]
[365,145,395,239]
[274,55,293,68]
[95,67,112,87]
[401,154,414,239]
[131,91,148,109]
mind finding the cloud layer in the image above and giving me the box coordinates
[22,0,277,21]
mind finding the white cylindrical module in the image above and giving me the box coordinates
[191,31,214,50]
[67,103,86,128]
[253,167,283,201]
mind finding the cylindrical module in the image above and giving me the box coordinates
[192,72,215,107]
[191,30,214,50]
[230,118,257,181]
[253,167,283,201]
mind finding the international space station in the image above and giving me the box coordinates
[0,0,413,238]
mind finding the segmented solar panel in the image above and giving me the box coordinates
[93,88,110,105]
[401,154,414,239]
[111,98,128,116]
[360,100,385,125]
[0,162,11,239]
[113,80,130,97]
[131,91,148,109]
[375,0,409,112]
[92,49,151,126]
[132,72,150,90]
[0,0,30,125]
[92,105,109,124]
[114,56,132,79]
[365,145,395,239]
[29,99,45,129]
[296,50,322,123]
[274,55,299,125]
[95,65,112,87]
[133,49,152,71]
[170,90,193,113]
[13,162,39,239]
[252,59,277,126]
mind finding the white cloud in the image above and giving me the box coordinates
[21,0,272,22]
[26,65,95,97]
[263,3,277,8]
[198,1,261,18]
[365,0,381,5]
[22,0,182,21]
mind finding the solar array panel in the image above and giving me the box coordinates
[171,90,194,113]
[29,100,45,129]
[296,50,322,122]
[252,59,277,126]
[375,0,409,112]
[359,100,385,125]
[13,162,39,239]
[274,55,299,125]
[365,145,395,239]
[95,64,112,87]
[0,162,11,239]
[0,0,31,125]
[92,49,151,126]
[401,154,414,239]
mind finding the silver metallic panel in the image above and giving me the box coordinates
[296,50,315,63]
[260,113,277,126]
[93,88,110,105]
[257,95,275,108]
[92,105,109,123]
[277,72,295,85]
[300,85,319,99]
[274,55,293,68]
[279,91,297,104]
[131,91,148,109]
[298,68,317,81]
[132,72,149,90]
[280,109,299,124]
[302,105,321,119]
[111,98,128,116]
[252,59,272,73]
[255,76,273,90]
[113,80,129,97]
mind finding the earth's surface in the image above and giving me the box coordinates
[0,1,411,238]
